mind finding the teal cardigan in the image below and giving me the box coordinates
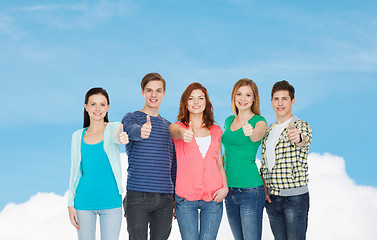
[68,122,124,207]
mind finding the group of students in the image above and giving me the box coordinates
[67,73,312,240]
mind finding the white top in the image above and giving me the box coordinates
[266,117,292,171]
[195,135,211,158]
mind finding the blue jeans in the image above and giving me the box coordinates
[76,207,122,240]
[175,194,223,240]
[225,185,265,240]
[124,191,174,240]
[265,192,309,240]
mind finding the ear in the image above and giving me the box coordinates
[292,98,295,106]
[84,104,88,112]
[162,89,166,98]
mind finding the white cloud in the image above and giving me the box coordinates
[1,153,376,239]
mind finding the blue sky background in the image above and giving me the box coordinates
[1,0,376,210]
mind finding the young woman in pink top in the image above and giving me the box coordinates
[169,82,228,240]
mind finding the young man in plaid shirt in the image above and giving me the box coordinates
[260,80,312,240]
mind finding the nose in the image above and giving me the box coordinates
[151,91,157,97]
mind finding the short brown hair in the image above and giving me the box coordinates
[271,80,295,100]
[231,78,261,116]
[140,73,166,91]
[177,82,214,129]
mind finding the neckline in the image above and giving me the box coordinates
[229,114,256,132]
[82,127,104,145]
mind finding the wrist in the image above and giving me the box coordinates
[298,133,303,143]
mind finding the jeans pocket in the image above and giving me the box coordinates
[166,193,174,201]
[126,191,146,205]
[174,194,186,203]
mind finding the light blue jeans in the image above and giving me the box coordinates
[225,185,265,240]
[76,207,122,240]
[175,194,223,240]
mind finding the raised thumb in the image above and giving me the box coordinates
[146,115,151,124]
[290,121,295,129]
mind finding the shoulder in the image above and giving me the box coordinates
[72,128,84,139]
[106,122,121,131]
[224,115,235,127]
[225,115,235,123]
[173,121,186,128]
[254,114,267,123]
[211,124,223,134]
[292,117,311,130]
[158,115,172,125]
[122,111,143,122]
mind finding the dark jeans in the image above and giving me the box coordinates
[123,190,174,240]
[265,192,309,240]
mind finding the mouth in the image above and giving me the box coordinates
[276,107,285,111]
[93,112,102,116]
[149,99,158,103]
[238,102,248,106]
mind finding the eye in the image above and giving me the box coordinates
[199,97,204,100]
[236,93,241,96]
[157,89,162,93]
[188,97,193,100]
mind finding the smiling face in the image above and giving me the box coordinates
[84,94,110,122]
[142,80,166,109]
[234,85,254,113]
[187,89,206,114]
[271,90,295,122]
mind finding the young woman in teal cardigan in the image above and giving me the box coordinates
[67,87,129,240]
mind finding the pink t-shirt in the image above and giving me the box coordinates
[173,122,223,201]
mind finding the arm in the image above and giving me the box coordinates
[250,120,267,142]
[122,113,143,141]
[68,206,79,229]
[213,141,229,202]
[261,175,271,203]
[169,122,185,140]
[288,121,312,148]
[169,122,194,142]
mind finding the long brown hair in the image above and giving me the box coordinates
[177,82,214,129]
[231,78,261,116]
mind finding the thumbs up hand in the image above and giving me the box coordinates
[140,115,152,139]
[118,124,129,145]
[287,121,301,143]
[183,121,195,143]
[242,121,254,137]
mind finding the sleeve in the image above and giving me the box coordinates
[68,131,81,207]
[171,147,177,187]
[122,112,143,141]
[110,122,121,144]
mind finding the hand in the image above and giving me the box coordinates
[265,188,271,203]
[118,124,129,145]
[183,121,194,143]
[68,206,79,229]
[287,121,301,143]
[140,115,152,139]
[173,202,177,220]
[212,187,229,202]
[242,122,254,137]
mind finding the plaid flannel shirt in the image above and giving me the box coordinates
[260,117,312,196]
